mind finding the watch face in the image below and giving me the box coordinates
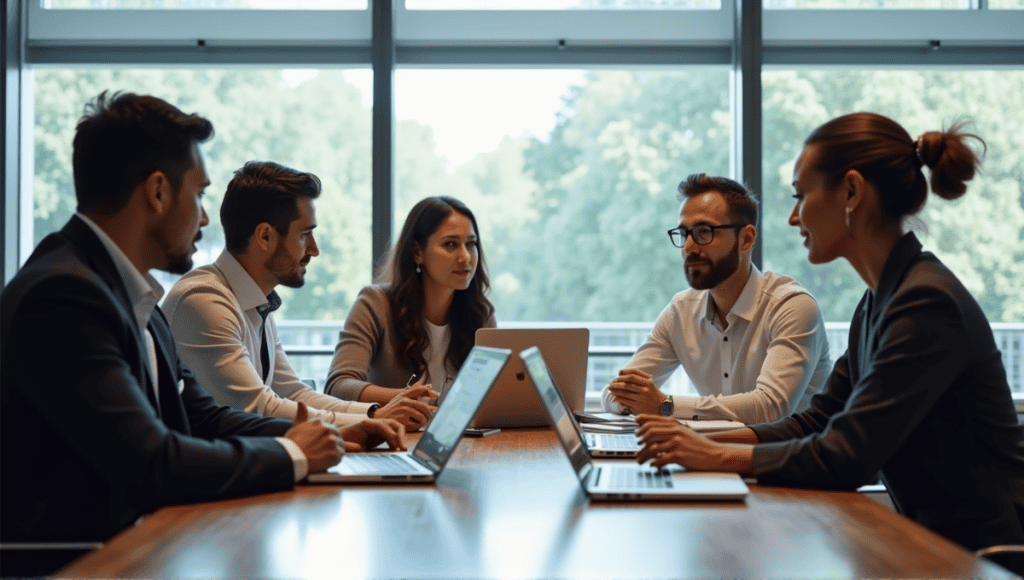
[660,397,672,416]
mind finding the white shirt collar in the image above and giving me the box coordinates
[75,212,164,330]
[214,250,271,312]
[702,264,764,325]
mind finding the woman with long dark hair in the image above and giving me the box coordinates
[326,196,496,429]
[635,112,1024,551]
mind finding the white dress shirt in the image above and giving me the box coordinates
[76,215,306,480]
[601,266,831,424]
[163,250,373,430]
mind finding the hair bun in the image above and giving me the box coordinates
[920,122,985,201]
[916,131,944,168]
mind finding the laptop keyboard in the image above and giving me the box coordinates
[603,466,672,489]
[344,453,417,475]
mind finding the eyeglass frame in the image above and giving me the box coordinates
[667,223,747,248]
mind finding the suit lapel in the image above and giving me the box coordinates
[149,308,190,434]
[60,216,162,416]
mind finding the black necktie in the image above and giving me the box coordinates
[256,292,282,382]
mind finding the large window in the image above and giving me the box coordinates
[9,2,1023,399]
[31,68,373,321]
[395,68,730,324]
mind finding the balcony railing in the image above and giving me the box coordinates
[279,320,1024,399]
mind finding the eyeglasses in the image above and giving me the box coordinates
[667,224,745,248]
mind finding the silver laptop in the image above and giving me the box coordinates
[307,346,511,483]
[471,328,589,428]
[583,421,745,457]
[521,347,749,501]
[584,432,641,458]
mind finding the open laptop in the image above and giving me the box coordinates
[584,431,641,458]
[521,346,749,501]
[307,346,511,483]
[583,420,745,458]
[471,328,589,428]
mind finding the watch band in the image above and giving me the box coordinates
[660,395,674,417]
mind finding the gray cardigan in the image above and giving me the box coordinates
[325,284,496,400]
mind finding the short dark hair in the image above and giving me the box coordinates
[220,161,322,252]
[805,111,985,220]
[677,173,759,226]
[72,91,213,215]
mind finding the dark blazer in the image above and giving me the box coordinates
[1,216,295,543]
[750,233,1024,550]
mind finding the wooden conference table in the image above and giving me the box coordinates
[58,428,1011,579]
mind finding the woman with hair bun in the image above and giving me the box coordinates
[634,112,1024,551]
[325,196,496,430]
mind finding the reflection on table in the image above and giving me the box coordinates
[58,429,1011,579]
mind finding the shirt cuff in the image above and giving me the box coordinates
[600,386,627,414]
[348,401,374,415]
[671,395,700,420]
[276,437,309,483]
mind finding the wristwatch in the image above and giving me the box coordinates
[367,403,381,418]
[659,395,674,417]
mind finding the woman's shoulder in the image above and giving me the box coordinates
[350,284,395,318]
[356,283,391,302]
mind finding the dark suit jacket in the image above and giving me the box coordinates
[1,216,295,543]
[750,233,1024,550]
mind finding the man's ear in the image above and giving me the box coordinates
[253,222,278,253]
[740,223,757,253]
[141,170,172,215]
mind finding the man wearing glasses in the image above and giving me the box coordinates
[602,173,831,424]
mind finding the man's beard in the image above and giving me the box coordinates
[266,243,306,289]
[158,226,201,275]
[684,238,740,290]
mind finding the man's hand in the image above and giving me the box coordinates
[285,402,344,473]
[634,414,752,473]
[606,368,667,415]
[341,418,407,452]
[376,384,439,431]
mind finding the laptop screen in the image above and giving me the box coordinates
[521,347,593,482]
[412,346,510,470]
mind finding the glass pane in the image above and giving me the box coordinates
[395,68,730,396]
[762,69,1024,393]
[406,0,720,9]
[31,68,372,327]
[765,0,972,7]
[990,0,1024,6]
[43,0,365,9]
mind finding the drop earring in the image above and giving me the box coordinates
[845,206,852,229]
[416,264,421,274]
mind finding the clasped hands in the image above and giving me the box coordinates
[606,368,668,415]
[284,402,407,473]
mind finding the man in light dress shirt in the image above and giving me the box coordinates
[164,161,436,432]
[602,173,831,424]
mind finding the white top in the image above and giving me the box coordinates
[423,319,452,400]
[163,250,373,430]
[601,266,832,424]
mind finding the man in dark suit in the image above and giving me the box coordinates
[0,92,402,560]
